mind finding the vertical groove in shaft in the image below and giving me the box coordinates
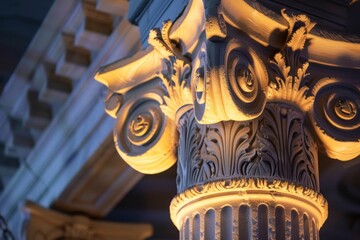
[275,206,285,240]
[291,210,299,240]
[177,196,321,239]
[258,204,269,239]
[239,205,251,240]
[180,221,183,240]
[221,206,233,240]
[193,214,200,240]
[205,209,215,240]
[184,218,189,240]
[304,214,310,240]
[313,219,318,240]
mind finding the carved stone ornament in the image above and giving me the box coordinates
[95,0,359,174]
[176,107,319,193]
[24,201,153,240]
[95,0,360,238]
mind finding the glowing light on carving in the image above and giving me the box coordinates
[170,178,327,238]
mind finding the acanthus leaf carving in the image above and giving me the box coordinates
[203,121,258,178]
[258,103,318,191]
[148,20,182,61]
[148,20,193,121]
[159,59,193,121]
[282,10,316,52]
[266,10,360,162]
[177,110,205,193]
[267,10,315,113]
[177,107,318,193]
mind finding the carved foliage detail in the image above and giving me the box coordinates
[203,121,257,178]
[160,59,192,120]
[267,11,360,161]
[267,10,315,112]
[177,110,205,192]
[258,103,318,190]
[149,20,193,120]
[177,106,318,193]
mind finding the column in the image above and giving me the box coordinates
[171,107,326,240]
[94,0,360,239]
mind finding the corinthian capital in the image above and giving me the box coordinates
[95,0,359,176]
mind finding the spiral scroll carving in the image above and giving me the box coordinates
[313,82,360,138]
[311,79,360,160]
[192,40,268,124]
[126,103,162,149]
[114,97,177,174]
[226,41,267,116]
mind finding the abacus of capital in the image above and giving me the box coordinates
[95,0,360,239]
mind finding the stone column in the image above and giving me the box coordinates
[171,107,326,240]
[94,0,360,239]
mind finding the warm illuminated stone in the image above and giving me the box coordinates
[95,0,360,238]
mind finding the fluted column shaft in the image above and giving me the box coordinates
[178,203,320,240]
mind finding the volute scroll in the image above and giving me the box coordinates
[113,80,178,174]
[192,39,269,124]
[310,78,360,161]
